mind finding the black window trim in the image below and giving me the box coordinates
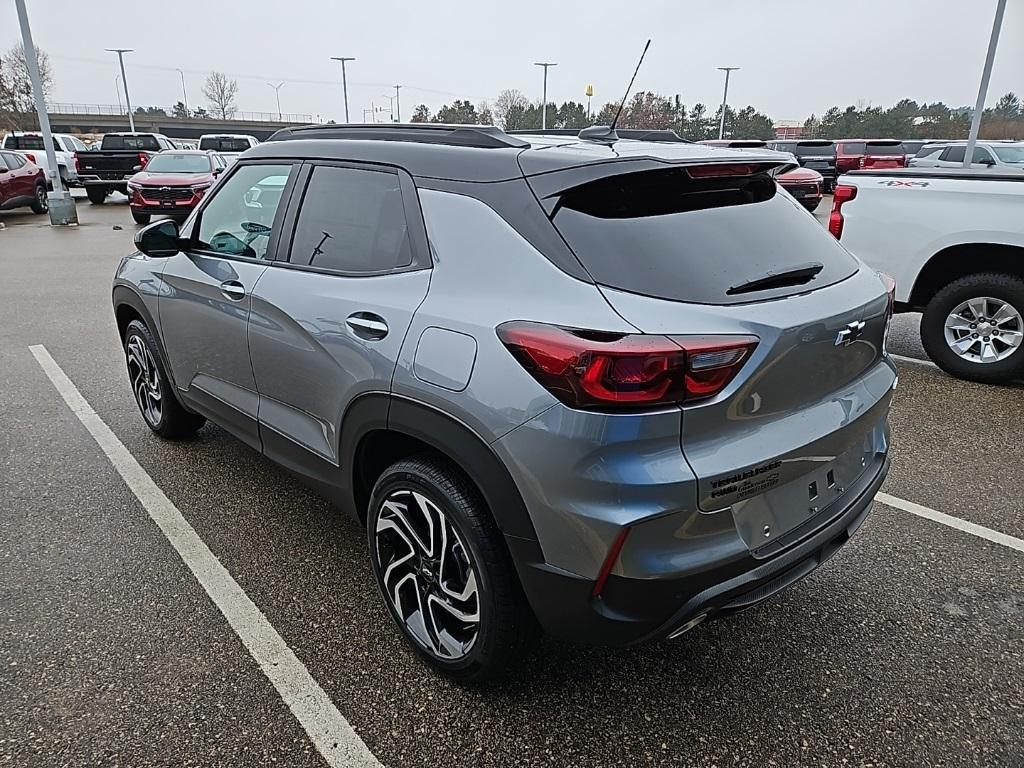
[185,158,302,265]
[269,158,432,279]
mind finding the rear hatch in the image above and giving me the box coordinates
[793,141,836,174]
[862,140,905,168]
[531,161,894,556]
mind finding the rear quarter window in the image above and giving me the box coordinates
[102,135,161,151]
[549,166,858,305]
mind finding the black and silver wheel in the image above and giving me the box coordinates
[921,272,1024,384]
[367,456,533,681]
[30,183,48,214]
[123,319,205,438]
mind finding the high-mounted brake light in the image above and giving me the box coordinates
[497,322,757,409]
[686,163,761,179]
[828,184,857,239]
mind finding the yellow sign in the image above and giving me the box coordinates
[585,84,594,97]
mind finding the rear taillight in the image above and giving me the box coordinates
[24,152,36,164]
[74,152,80,174]
[828,184,857,239]
[497,322,757,409]
[138,152,149,169]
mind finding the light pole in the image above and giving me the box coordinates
[534,62,557,130]
[267,81,284,121]
[115,74,123,112]
[394,84,402,123]
[106,48,135,131]
[176,68,188,114]
[717,66,739,140]
[330,57,356,123]
[381,94,396,122]
[964,0,1008,168]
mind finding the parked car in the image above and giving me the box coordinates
[75,132,177,204]
[171,140,198,150]
[0,150,48,214]
[2,131,87,187]
[197,134,259,164]
[126,150,226,225]
[900,139,946,163]
[769,139,838,191]
[907,141,1024,171]
[113,123,895,680]
[699,140,823,210]
[830,166,1024,382]
[835,140,906,173]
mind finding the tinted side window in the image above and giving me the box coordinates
[973,147,993,163]
[288,165,412,274]
[0,154,11,170]
[942,146,966,163]
[4,152,26,169]
[916,145,943,158]
[195,164,293,260]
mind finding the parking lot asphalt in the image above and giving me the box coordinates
[1,194,1022,767]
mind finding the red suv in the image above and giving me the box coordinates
[0,150,48,215]
[126,150,225,224]
[835,140,906,173]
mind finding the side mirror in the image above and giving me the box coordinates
[134,219,182,257]
[132,164,143,172]
[212,166,223,175]
[981,158,996,166]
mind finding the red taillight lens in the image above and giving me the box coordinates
[592,527,630,598]
[497,322,757,409]
[74,152,80,173]
[138,152,149,169]
[24,152,36,164]
[828,183,857,239]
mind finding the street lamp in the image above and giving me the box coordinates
[176,68,188,115]
[534,62,557,130]
[330,56,356,123]
[716,67,739,140]
[106,48,135,131]
[267,81,284,121]
[964,0,1008,168]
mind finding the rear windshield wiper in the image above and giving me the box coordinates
[727,261,823,296]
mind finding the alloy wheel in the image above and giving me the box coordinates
[126,334,163,426]
[943,296,1023,364]
[374,488,481,660]
[36,186,48,212]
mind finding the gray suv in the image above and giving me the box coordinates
[113,124,895,681]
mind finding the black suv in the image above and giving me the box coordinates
[769,140,837,191]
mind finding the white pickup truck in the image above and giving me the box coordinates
[831,167,1024,384]
[2,131,87,187]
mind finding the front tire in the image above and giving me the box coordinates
[367,456,534,682]
[30,183,48,214]
[921,272,1024,384]
[86,186,108,205]
[123,319,206,438]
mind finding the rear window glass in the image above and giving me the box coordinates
[199,137,252,152]
[794,142,835,158]
[865,142,905,156]
[550,167,858,305]
[102,135,161,151]
[3,135,57,151]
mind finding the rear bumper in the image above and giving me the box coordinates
[510,453,889,646]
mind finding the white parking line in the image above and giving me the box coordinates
[29,345,383,768]
[889,353,939,370]
[877,492,1024,554]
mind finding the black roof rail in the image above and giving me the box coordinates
[266,123,529,149]
[508,128,689,143]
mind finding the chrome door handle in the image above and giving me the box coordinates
[346,312,389,340]
[219,280,246,301]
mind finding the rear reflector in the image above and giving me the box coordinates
[497,321,757,409]
[592,527,630,598]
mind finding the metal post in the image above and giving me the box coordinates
[14,0,77,224]
[115,74,123,113]
[717,67,739,140]
[176,68,188,114]
[107,49,135,131]
[267,82,284,121]
[394,84,402,123]
[331,57,356,123]
[534,62,557,129]
[965,0,1007,168]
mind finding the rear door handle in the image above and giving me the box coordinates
[346,312,389,340]
[219,280,246,301]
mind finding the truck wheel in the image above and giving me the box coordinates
[86,186,108,205]
[367,455,534,682]
[921,272,1024,384]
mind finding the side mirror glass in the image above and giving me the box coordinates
[134,219,181,257]
[982,158,996,166]
[132,164,143,172]
[212,166,223,175]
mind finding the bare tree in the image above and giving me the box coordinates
[493,89,530,130]
[0,43,54,130]
[202,71,238,119]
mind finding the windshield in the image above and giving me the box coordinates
[992,146,1024,163]
[549,166,858,305]
[199,137,252,152]
[102,135,161,151]
[144,153,212,173]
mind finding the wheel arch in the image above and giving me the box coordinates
[112,285,180,394]
[908,243,1024,310]
[340,394,539,543]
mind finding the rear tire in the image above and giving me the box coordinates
[123,319,206,439]
[367,455,534,682]
[131,211,151,225]
[86,186,108,205]
[30,183,48,214]
[920,272,1024,384]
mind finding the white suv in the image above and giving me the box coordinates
[909,141,1024,170]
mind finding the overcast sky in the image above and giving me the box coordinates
[4,0,1021,123]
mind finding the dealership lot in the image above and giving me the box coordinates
[1,196,1022,767]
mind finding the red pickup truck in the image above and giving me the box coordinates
[835,139,907,173]
[75,132,177,204]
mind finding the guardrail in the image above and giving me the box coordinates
[46,103,314,123]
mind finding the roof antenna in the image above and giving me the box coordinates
[579,39,651,145]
